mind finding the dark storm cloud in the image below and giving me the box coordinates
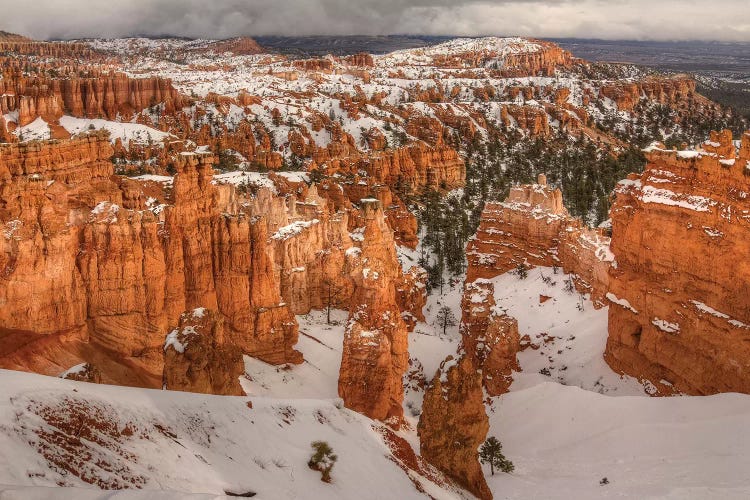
[3,0,749,41]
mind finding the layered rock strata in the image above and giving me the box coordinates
[466,174,612,305]
[605,130,750,395]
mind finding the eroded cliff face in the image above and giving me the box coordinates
[466,175,612,305]
[0,135,304,391]
[460,280,520,396]
[605,130,750,395]
[0,73,184,126]
[418,355,492,500]
[163,308,245,396]
[599,76,697,113]
[338,200,410,426]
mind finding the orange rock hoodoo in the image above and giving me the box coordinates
[0,136,304,392]
[460,280,520,396]
[466,175,613,306]
[338,200,410,426]
[418,355,492,500]
[163,308,245,396]
[605,130,750,395]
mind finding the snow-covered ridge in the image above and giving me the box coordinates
[378,37,544,66]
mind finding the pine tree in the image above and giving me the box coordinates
[308,441,337,483]
[479,436,514,475]
[435,306,457,336]
[514,263,528,280]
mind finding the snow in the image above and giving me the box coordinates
[163,328,186,353]
[14,117,51,141]
[0,367,447,500]
[486,382,750,500]
[212,171,277,193]
[652,317,680,334]
[606,292,638,314]
[271,219,320,241]
[59,116,173,146]
[58,363,87,379]
[639,185,717,213]
[481,268,645,395]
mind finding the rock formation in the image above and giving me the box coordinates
[0,73,184,126]
[605,130,750,395]
[338,199,410,426]
[460,280,520,396]
[418,355,492,500]
[466,174,612,305]
[0,135,304,391]
[163,308,245,396]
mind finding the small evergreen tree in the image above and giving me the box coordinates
[514,263,528,280]
[436,306,457,336]
[479,436,514,475]
[308,441,337,483]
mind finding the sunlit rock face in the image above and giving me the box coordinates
[606,130,750,395]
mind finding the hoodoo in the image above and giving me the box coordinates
[605,130,750,395]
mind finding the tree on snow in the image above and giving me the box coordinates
[479,436,514,475]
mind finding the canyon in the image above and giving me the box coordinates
[0,29,749,500]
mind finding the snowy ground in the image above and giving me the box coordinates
[0,367,456,500]
[487,383,750,499]
[487,267,646,396]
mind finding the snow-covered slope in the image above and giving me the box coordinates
[487,383,750,499]
[0,365,454,499]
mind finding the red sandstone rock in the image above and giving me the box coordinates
[163,308,245,396]
[0,136,304,392]
[460,280,520,395]
[338,200,409,426]
[605,130,750,395]
[418,355,492,500]
[466,174,612,305]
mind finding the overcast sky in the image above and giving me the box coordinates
[4,0,750,42]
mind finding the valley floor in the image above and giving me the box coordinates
[1,268,749,499]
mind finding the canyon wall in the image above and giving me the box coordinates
[605,130,750,395]
[0,73,185,126]
[0,136,303,392]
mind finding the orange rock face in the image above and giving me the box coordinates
[338,200,410,426]
[466,175,612,306]
[163,308,245,396]
[605,130,750,395]
[0,73,184,125]
[460,280,520,396]
[418,355,492,500]
[0,136,305,391]
[599,76,697,112]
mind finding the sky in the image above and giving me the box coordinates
[3,0,750,42]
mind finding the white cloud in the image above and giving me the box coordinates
[2,0,749,41]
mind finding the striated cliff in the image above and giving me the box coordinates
[605,130,750,395]
[0,73,184,127]
[0,136,305,392]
